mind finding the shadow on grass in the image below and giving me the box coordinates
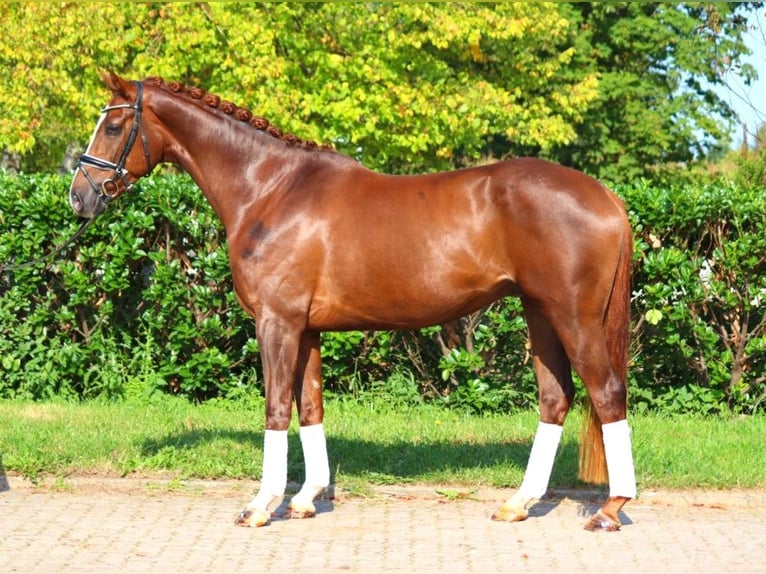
[139,429,578,482]
[327,435,572,480]
[138,429,600,519]
[139,428,263,454]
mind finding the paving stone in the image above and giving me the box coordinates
[1,477,764,573]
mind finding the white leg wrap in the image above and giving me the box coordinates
[602,419,637,499]
[299,423,330,488]
[518,422,563,500]
[250,429,288,509]
[289,424,330,508]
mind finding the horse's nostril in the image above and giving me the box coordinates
[70,190,83,213]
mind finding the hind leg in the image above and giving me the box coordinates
[492,303,574,522]
[583,418,635,531]
[556,319,636,531]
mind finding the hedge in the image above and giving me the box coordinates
[0,173,764,414]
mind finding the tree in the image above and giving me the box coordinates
[1,3,760,180]
[546,2,761,182]
[0,3,597,174]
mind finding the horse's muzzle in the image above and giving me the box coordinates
[69,187,105,219]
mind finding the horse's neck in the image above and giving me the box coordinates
[157,102,299,231]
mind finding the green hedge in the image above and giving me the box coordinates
[1,173,764,414]
[0,173,256,402]
[621,181,766,414]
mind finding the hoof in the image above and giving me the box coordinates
[491,503,529,523]
[234,507,271,528]
[286,501,317,520]
[583,512,621,532]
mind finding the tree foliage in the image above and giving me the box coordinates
[551,2,760,182]
[0,2,760,179]
[0,2,596,174]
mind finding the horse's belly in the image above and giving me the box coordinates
[307,278,516,331]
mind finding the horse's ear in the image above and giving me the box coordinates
[100,70,131,98]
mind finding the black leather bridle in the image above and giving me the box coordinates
[75,81,153,207]
[0,83,154,273]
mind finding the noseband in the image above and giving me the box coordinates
[75,82,153,206]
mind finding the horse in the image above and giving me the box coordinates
[69,72,636,532]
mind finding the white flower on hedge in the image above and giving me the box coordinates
[699,259,713,289]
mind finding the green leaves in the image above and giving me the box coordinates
[645,309,663,326]
[1,173,764,414]
[0,172,253,401]
[621,182,766,413]
[1,3,594,174]
[548,3,755,182]
[1,3,756,180]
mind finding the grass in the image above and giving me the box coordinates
[0,395,764,493]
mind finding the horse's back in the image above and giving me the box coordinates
[354,157,624,224]
[290,157,627,330]
[486,157,625,221]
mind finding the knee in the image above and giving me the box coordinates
[297,402,324,427]
[539,391,574,425]
[265,405,292,430]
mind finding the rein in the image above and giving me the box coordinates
[0,216,96,273]
[2,81,150,274]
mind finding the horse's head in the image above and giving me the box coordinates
[69,72,159,218]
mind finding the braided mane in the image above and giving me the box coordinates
[145,76,333,152]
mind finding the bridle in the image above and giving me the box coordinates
[0,82,153,274]
[75,81,153,208]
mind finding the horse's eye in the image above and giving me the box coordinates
[105,123,122,136]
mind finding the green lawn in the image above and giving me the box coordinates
[0,396,763,492]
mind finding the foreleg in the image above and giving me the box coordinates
[289,331,330,518]
[235,316,301,527]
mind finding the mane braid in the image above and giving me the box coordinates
[145,76,333,152]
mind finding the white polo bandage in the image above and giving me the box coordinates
[518,422,563,499]
[259,429,288,497]
[300,423,330,488]
[602,419,637,499]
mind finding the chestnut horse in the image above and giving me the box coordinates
[70,72,636,531]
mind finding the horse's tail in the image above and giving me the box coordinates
[578,212,632,484]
